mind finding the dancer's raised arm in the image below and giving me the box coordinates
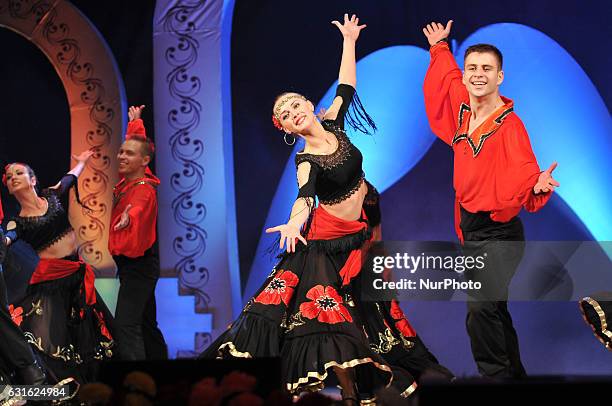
[323,14,366,122]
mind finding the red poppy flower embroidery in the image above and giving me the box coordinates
[300,285,353,324]
[254,269,298,306]
[390,299,416,337]
[9,304,23,326]
[94,309,113,340]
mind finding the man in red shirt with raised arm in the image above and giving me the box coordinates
[423,21,559,377]
[110,105,167,360]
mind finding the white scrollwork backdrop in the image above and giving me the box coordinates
[154,0,240,346]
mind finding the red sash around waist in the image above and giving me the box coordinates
[30,258,97,305]
[307,206,371,286]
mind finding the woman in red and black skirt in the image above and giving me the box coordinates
[203,14,452,403]
[3,151,115,385]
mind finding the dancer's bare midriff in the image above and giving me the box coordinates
[319,180,368,222]
[38,230,78,259]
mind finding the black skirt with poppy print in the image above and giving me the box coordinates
[352,226,455,386]
[202,228,418,396]
[354,296,455,386]
[8,261,115,384]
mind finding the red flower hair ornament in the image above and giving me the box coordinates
[272,115,283,131]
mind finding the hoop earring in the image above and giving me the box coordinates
[284,133,296,146]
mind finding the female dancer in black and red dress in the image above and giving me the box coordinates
[3,151,114,385]
[203,14,452,402]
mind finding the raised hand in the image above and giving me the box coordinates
[114,204,132,231]
[265,223,307,253]
[534,162,560,194]
[128,105,146,122]
[423,20,453,47]
[72,149,95,164]
[332,13,366,42]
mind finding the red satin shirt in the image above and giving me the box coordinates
[109,119,159,257]
[109,173,160,258]
[423,42,552,242]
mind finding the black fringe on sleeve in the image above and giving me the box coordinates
[68,175,92,212]
[345,91,377,135]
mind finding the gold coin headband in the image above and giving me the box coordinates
[272,94,307,130]
[273,93,307,120]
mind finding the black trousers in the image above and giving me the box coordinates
[460,207,527,378]
[0,266,37,374]
[113,250,168,360]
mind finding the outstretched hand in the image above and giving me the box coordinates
[266,223,307,253]
[72,149,95,164]
[128,105,145,122]
[534,162,560,194]
[114,204,132,231]
[423,20,453,46]
[332,14,366,42]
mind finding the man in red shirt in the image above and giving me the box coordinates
[110,105,167,360]
[423,21,559,377]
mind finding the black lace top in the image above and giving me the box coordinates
[294,84,365,205]
[9,174,76,252]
